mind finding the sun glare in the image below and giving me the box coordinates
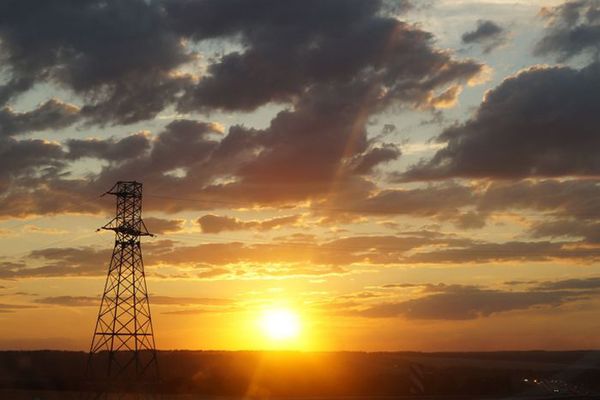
[259,308,301,341]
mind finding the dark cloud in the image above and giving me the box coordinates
[29,246,109,272]
[34,296,99,307]
[0,302,36,313]
[97,119,221,182]
[161,306,238,315]
[137,119,222,173]
[420,283,481,293]
[0,137,65,185]
[478,179,600,221]
[407,240,600,264]
[402,63,600,180]
[144,217,185,235]
[0,178,104,219]
[0,0,192,123]
[200,97,378,204]
[0,100,412,217]
[380,283,422,289]
[195,267,230,279]
[372,282,482,292]
[348,144,401,175]
[503,280,538,286]
[0,77,34,106]
[151,296,232,306]
[3,229,600,281]
[197,214,300,233]
[144,233,471,270]
[0,247,110,280]
[317,183,484,229]
[34,295,231,307]
[0,262,26,280]
[530,219,600,243]
[359,286,581,319]
[0,0,485,218]
[453,211,486,230]
[536,276,600,290]
[0,99,80,136]
[0,0,480,127]
[536,0,600,61]
[169,0,479,112]
[0,119,223,218]
[66,132,151,162]
[461,20,507,53]
[79,74,192,126]
[333,184,474,215]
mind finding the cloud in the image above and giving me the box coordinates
[407,240,600,264]
[193,267,230,280]
[358,286,580,319]
[66,132,151,162]
[0,0,481,127]
[144,233,469,270]
[0,178,104,219]
[169,0,480,112]
[530,219,600,243]
[0,302,36,313]
[34,296,99,307]
[151,296,232,306]
[0,119,223,218]
[0,137,65,186]
[34,295,231,307]
[536,0,600,61]
[0,0,192,123]
[478,179,600,221]
[316,183,485,229]
[197,214,300,233]
[0,0,486,218]
[3,228,599,281]
[0,77,34,106]
[461,20,508,53]
[141,217,184,235]
[161,307,237,315]
[0,110,420,217]
[402,63,600,180]
[503,280,538,286]
[0,247,110,279]
[331,184,474,215]
[0,99,80,136]
[536,276,600,290]
[348,144,401,175]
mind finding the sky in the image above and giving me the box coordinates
[1,0,600,352]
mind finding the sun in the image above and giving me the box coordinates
[259,308,301,341]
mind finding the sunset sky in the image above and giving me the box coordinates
[1,0,600,352]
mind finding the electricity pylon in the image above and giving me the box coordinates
[85,181,159,399]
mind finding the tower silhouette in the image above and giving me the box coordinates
[86,181,159,398]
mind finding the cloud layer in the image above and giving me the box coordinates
[403,63,600,180]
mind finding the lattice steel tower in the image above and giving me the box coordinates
[86,181,159,398]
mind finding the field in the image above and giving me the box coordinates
[0,351,599,398]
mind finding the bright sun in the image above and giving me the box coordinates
[259,308,301,341]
